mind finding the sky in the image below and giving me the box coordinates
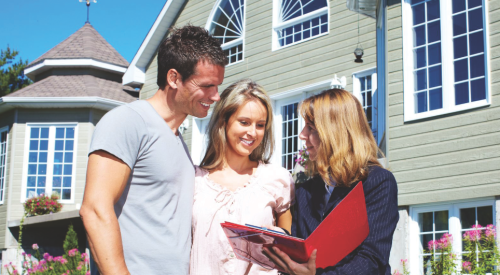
[0,0,168,64]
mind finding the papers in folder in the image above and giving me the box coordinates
[220,181,369,270]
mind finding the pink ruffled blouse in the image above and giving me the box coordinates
[190,162,295,275]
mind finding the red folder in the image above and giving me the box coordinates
[221,181,369,270]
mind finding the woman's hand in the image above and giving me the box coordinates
[262,246,317,275]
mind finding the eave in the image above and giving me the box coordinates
[0,96,125,114]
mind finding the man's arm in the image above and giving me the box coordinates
[80,151,131,275]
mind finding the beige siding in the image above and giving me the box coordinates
[387,1,500,206]
[140,0,379,153]
[7,109,92,221]
[0,111,15,249]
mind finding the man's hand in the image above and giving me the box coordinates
[263,247,317,275]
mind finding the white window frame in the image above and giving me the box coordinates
[206,0,246,66]
[272,0,330,51]
[401,0,491,122]
[0,126,9,204]
[353,68,382,145]
[409,198,496,274]
[191,115,212,166]
[21,123,78,204]
[270,80,332,167]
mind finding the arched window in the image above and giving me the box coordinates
[207,0,245,65]
[273,0,329,49]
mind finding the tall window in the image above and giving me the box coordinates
[207,0,245,65]
[410,200,495,274]
[402,0,489,121]
[275,96,304,172]
[24,124,77,201]
[353,69,381,145]
[273,0,329,49]
[0,127,8,204]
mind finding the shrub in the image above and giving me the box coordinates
[24,193,62,217]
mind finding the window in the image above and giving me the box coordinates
[23,124,77,202]
[402,0,489,121]
[0,127,8,204]
[353,69,380,144]
[207,0,245,65]
[191,116,211,165]
[410,200,495,274]
[273,0,329,49]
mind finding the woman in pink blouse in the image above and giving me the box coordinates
[190,79,294,275]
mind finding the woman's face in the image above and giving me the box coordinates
[299,121,321,161]
[225,100,267,159]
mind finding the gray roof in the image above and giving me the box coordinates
[27,23,129,68]
[5,75,137,103]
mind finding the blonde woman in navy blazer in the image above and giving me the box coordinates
[264,89,399,275]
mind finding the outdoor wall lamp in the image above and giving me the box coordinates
[354,47,364,63]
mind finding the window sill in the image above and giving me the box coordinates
[403,100,490,122]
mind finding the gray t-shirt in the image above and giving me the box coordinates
[89,100,194,274]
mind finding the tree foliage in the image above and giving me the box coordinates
[0,46,32,96]
[63,223,79,254]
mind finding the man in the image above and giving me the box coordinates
[80,25,227,274]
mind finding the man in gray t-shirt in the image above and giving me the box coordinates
[80,26,227,275]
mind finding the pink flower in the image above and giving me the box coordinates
[428,240,438,251]
[32,243,39,250]
[464,225,482,242]
[60,258,68,264]
[43,253,50,260]
[86,272,90,275]
[462,261,472,272]
[68,248,78,257]
[400,259,407,264]
[393,271,402,275]
[437,233,453,249]
[77,265,82,271]
[485,224,496,239]
[47,256,53,262]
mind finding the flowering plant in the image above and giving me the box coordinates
[294,146,310,169]
[392,259,409,275]
[461,224,500,274]
[5,244,89,275]
[24,193,62,217]
[427,233,457,275]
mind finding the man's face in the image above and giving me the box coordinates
[174,61,225,118]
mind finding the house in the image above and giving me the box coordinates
[0,22,137,270]
[346,0,499,273]
[126,0,499,273]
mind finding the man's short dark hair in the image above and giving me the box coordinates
[157,25,228,90]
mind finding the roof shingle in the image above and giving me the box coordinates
[27,23,129,68]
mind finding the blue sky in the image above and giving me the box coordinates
[0,0,167,64]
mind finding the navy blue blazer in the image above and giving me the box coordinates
[291,166,399,275]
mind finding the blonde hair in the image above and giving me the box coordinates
[300,89,382,187]
[200,79,274,170]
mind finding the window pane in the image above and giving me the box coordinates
[435,210,449,231]
[55,140,64,150]
[414,25,426,47]
[470,55,485,78]
[38,164,46,175]
[63,165,72,175]
[413,3,425,25]
[39,140,48,151]
[429,65,442,88]
[30,140,38,151]
[455,82,470,105]
[427,21,440,43]
[64,152,73,163]
[415,47,427,68]
[63,177,72,188]
[28,164,37,175]
[53,177,62,187]
[62,189,71,200]
[429,88,443,110]
[468,8,483,32]
[454,59,469,82]
[419,212,433,232]
[40,128,49,139]
[415,69,427,91]
[37,177,46,187]
[477,206,493,225]
[27,177,36,187]
[54,152,63,163]
[428,43,441,65]
[416,92,428,113]
[471,78,486,102]
[53,164,62,175]
[39,152,47,162]
[427,0,440,21]
[421,233,434,249]
[29,152,37,162]
[453,36,468,59]
[453,0,466,13]
[66,128,75,138]
[453,13,466,36]
[56,128,65,138]
[65,140,74,151]
[469,31,484,55]
[468,0,482,9]
[30,128,39,139]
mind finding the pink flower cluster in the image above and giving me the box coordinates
[462,261,472,272]
[428,233,453,251]
[295,146,310,169]
[485,224,497,239]
[463,224,483,242]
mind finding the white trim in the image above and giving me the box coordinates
[25,59,127,79]
[409,198,496,274]
[269,79,332,100]
[21,123,79,204]
[0,126,9,204]
[0,97,127,114]
[401,0,491,122]
[123,0,186,87]
[353,68,380,144]
[272,0,330,51]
